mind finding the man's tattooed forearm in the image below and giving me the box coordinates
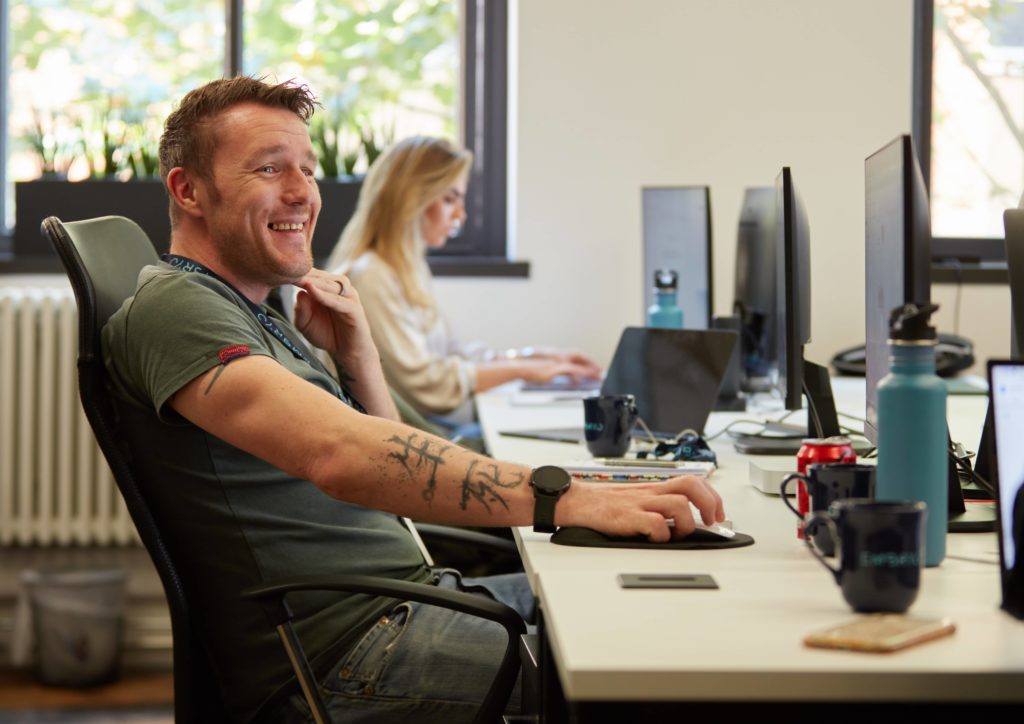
[383,433,525,513]
[385,433,452,502]
[459,460,525,514]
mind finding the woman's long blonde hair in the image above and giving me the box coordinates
[327,136,473,313]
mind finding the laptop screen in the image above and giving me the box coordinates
[600,327,737,436]
[988,360,1024,616]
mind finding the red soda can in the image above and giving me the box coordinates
[794,436,857,538]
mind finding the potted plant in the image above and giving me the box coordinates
[12,99,379,265]
[14,106,170,257]
[308,106,365,262]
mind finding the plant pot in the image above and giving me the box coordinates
[312,177,362,264]
[14,179,171,257]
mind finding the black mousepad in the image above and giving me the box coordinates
[550,526,755,550]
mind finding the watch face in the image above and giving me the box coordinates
[532,465,571,494]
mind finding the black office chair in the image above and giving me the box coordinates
[44,214,526,724]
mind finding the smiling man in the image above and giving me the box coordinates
[101,76,725,723]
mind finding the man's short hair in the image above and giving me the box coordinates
[159,76,318,222]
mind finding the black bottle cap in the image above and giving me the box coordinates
[888,302,939,341]
[654,269,678,290]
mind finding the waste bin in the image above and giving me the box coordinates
[19,568,128,687]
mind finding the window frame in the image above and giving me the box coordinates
[0,0,521,276]
[914,0,1011,282]
[430,0,523,276]
[0,0,8,239]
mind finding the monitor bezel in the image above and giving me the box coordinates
[774,167,810,411]
[863,135,932,445]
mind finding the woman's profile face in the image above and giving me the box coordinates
[420,176,468,249]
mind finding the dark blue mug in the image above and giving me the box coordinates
[781,463,876,556]
[583,394,638,457]
[804,499,926,613]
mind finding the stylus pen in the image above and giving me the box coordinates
[594,457,684,468]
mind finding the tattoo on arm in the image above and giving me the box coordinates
[459,460,525,514]
[203,365,226,396]
[386,433,452,502]
[382,433,525,514]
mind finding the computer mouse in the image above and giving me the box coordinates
[693,521,736,539]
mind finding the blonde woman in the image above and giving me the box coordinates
[327,136,601,417]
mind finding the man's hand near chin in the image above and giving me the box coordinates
[293,269,398,420]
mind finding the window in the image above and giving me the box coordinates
[915,0,1023,267]
[3,0,225,224]
[0,0,511,269]
[242,0,460,172]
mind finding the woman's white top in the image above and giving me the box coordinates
[346,251,485,415]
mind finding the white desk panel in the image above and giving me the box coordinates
[535,569,1024,702]
[477,379,1023,704]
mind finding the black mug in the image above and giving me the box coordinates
[781,463,876,556]
[583,394,638,457]
[804,499,926,613]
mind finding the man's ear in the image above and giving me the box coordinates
[166,167,206,219]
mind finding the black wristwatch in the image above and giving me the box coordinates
[530,465,572,533]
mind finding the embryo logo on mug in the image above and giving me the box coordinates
[860,551,920,568]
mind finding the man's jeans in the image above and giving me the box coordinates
[275,570,535,723]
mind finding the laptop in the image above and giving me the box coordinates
[987,359,1024,619]
[502,326,738,442]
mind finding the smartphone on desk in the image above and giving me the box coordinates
[803,615,956,653]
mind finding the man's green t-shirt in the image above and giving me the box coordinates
[102,263,431,721]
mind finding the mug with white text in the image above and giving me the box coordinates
[804,498,926,613]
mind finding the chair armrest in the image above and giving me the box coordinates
[242,573,522,630]
[241,573,525,724]
[413,523,519,556]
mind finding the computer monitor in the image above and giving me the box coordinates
[733,187,776,384]
[866,135,995,532]
[776,168,841,437]
[1005,208,1024,358]
[732,169,841,454]
[987,359,1024,619]
[774,168,812,412]
[977,208,1024,482]
[641,187,712,329]
[864,135,931,445]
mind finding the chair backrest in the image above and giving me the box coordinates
[43,215,228,722]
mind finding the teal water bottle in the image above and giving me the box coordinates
[875,303,947,567]
[647,269,684,329]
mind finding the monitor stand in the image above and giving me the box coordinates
[732,359,865,455]
[972,400,995,487]
[947,425,997,533]
[948,505,998,532]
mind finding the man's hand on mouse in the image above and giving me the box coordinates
[555,475,725,543]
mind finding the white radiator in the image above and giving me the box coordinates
[0,285,134,546]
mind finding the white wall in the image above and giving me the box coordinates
[434,0,1011,373]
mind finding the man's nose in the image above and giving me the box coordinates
[282,167,315,204]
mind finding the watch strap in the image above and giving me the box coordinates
[533,492,559,533]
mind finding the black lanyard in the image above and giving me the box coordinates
[161,254,365,412]
[162,254,312,364]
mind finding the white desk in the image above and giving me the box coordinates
[477,381,1023,713]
